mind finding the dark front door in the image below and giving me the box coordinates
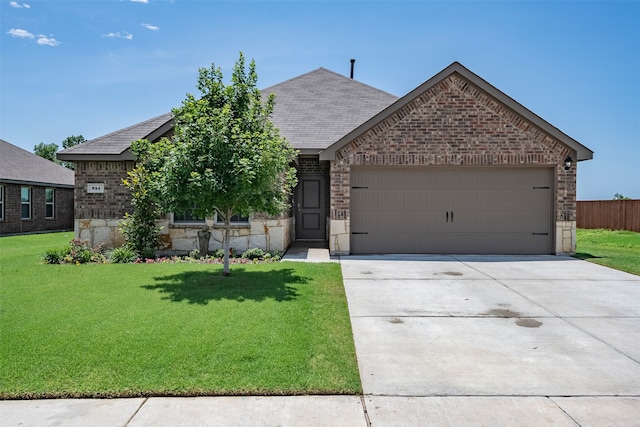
[295,175,326,240]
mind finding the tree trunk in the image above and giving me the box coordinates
[223,209,232,276]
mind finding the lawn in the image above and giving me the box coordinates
[0,232,361,399]
[575,228,640,276]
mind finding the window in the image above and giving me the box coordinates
[172,209,205,224]
[45,188,55,219]
[0,185,4,220]
[21,187,31,220]
[215,213,249,225]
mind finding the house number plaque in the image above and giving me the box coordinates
[87,183,105,194]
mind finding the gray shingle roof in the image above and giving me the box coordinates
[57,113,173,160]
[0,139,74,187]
[263,68,398,151]
[56,69,398,158]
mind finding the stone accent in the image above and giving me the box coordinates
[328,219,350,255]
[76,218,124,249]
[329,74,578,254]
[76,215,293,254]
[163,217,293,254]
[556,220,576,255]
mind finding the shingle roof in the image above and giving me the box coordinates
[0,139,74,187]
[263,68,398,151]
[57,113,173,160]
[56,69,398,158]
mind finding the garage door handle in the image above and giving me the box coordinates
[451,211,454,222]
[446,211,449,222]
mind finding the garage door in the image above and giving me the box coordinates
[350,167,553,254]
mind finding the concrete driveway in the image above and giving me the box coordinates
[342,255,640,426]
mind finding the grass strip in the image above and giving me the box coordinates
[575,228,640,276]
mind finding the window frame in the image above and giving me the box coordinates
[21,186,31,220]
[214,212,250,226]
[45,188,55,219]
[171,209,205,225]
[0,185,4,220]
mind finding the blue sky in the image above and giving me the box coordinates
[1,0,638,200]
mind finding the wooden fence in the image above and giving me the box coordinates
[577,200,640,232]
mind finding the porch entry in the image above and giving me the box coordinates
[295,174,326,240]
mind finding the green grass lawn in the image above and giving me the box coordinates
[0,232,361,398]
[575,228,640,276]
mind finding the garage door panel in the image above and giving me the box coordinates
[351,211,446,233]
[350,167,553,254]
[351,232,551,255]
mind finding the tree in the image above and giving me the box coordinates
[34,142,60,164]
[120,141,163,259]
[60,135,86,170]
[613,193,631,200]
[33,135,86,169]
[139,53,298,275]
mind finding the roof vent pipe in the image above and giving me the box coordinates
[350,59,355,79]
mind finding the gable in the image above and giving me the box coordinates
[320,62,593,162]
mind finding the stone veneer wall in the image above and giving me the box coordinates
[76,215,293,254]
[158,216,293,254]
[329,73,578,255]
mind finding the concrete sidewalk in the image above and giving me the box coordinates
[2,255,639,426]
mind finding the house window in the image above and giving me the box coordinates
[172,209,205,224]
[215,213,250,225]
[21,187,31,220]
[45,188,55,219]
[0,185,4,220]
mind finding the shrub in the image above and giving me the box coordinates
[109,246,139,264]
[120,158,162,259]
[242,248,265,260]
[43,248,66,264]
[43,239,106,265]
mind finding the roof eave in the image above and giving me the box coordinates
[56,151,136,162]
[0,178,74,188]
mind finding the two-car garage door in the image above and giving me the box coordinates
[350,167,553,254]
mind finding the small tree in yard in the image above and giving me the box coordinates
[120,142,163,259]
[138,53,297,276]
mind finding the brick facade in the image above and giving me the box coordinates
[329,74,578,254]
[0,183,73,235]
[74,161,135,219]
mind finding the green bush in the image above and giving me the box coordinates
[43,239,106,265]
[241,248,265,260]
[109,246,139,264]
[42,248,66,264]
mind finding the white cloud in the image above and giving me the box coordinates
[24,3,30,8]
[7,28,34,39]
[130,0,149,3]
[37,35,60,47]
[9,1,30,8]
[102,32,133,40]
[141,23,159,31]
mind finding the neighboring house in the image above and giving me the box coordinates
[58,62,593,255]
[0,139,74,236]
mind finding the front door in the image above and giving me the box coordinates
[295,175,326,240]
